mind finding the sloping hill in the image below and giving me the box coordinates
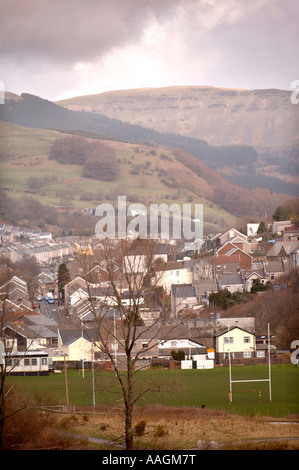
[4,90,299,197]
[0,120,286,236]
[0,91,261,170]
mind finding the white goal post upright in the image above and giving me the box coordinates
[229,323,272,403]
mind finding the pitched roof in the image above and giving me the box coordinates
[264,260,286,273]
[220,228,248,241]
[59,328,99,346]
[266,241,299,257]
[215,326,255,337]
[242,269,265,279]
[219,273,244,285]
[58,324,190,344]
[225,246,252,258]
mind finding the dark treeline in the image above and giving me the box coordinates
[224,173,299,196]
[172,148,286,219]
[49,135,119,181]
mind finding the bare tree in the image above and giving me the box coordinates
[0,264,40,449]
[0,267,23,448]
[70,238,178,450]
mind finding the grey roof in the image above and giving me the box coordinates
[264,260,286,273]
[242,268,265,279]
[23,314,58,327]
[59,328,99,346]
[267,241,299,257]
[162,259,197,271]
[171,284,197,298]
[4,313,59,339]
[194,280,218,295]
[28,324,58,338]
[219,273,244,285]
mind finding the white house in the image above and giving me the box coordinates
[123,243,168,274]
[215,327,256,364]
[58,328,100,362]
[155,259,195,295]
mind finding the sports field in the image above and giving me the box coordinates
[7,364,299,418]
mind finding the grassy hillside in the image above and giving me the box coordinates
[0,120,61,160]
[0,121,238,234]
[2,91,298,198]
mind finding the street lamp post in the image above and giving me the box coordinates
[63,354,70,411]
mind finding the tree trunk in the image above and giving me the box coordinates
[0,405,4,450]
[125,357,134,450]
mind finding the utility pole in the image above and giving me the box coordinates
[92,344,95,407]
[64,354,70,411]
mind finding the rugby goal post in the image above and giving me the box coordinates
[228,323,272,403]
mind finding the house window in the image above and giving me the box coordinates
[217,265,221,271]
[176,271,180,277]
[41,358,48,365]
[243,336,251,343]
[31,358,37,366]
[142,342,148,349]
[24,358,30,366]
[257,351,265,357]
[243,351,251,358]
[224,337,234,344]
[225,352,234,359]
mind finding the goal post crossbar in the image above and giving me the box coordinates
[228,389,262,405]
[231,379,270,383]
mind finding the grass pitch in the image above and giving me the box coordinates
[7,364,299,418]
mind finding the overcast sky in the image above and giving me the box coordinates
[1,0,298,100]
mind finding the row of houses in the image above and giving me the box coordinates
[0,241,74,265]
[0,224,53,244]
[1,307,274,375]
[0,275,32,312]
[58,227,299,323]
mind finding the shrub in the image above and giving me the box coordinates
[60,414,78,429]
[134,420,147,437]
[153,424,168,438]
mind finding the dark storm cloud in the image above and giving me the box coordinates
[0,0,180,62]
[1,0,298,98]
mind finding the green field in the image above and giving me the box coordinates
[7,364,299,418]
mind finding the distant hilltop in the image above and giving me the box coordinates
[57,85,299,149]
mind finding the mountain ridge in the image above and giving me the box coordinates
[0,90,296,235]
[56,85,299,149]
